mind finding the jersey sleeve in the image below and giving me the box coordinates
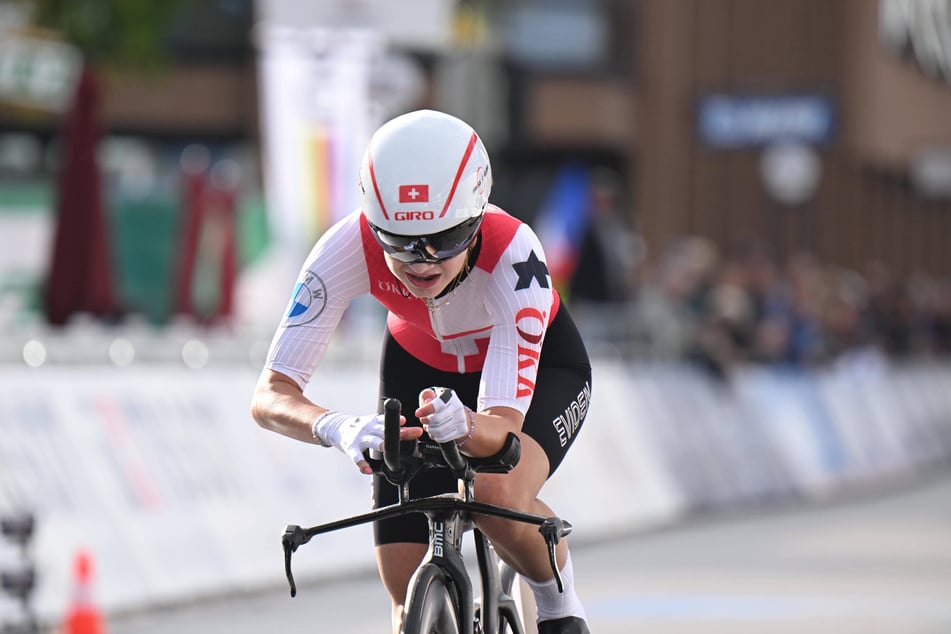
[478,223,555,415]
[264,211,371,389]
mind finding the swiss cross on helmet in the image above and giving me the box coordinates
[360,110,492,260]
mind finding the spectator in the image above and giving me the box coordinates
[586,232,951,371]
[568,168,643,306]
[864,261,914,358]
[629,236,719,361]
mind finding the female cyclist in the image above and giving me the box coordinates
[251,109,592,634]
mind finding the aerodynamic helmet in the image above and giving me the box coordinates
[359,109,492,262]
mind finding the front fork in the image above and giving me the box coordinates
[413,509,474,633]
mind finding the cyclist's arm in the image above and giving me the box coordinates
[254,369,426,447]
[465,405,524,457]
[250,213,433,473]
[252,211,374,444]
[252,369,329,444]
[475,225,553,455]
[416,391,523,458]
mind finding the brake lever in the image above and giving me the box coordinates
[282,524,310,597]
[539,518,573,593]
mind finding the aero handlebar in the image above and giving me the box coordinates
[382,398,403,480]
[281,398,572,597]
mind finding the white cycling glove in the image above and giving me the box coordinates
[422,387,472,444]
[313,411,385,471]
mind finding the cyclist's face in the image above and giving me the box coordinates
[384,250,469,299]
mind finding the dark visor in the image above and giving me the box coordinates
[369,215,483,263]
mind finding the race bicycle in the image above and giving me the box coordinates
[281,397,574,633]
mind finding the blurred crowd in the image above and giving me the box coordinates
[570,231,951,377]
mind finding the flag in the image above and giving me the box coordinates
[399,184,429,203]
[532,162,592,295]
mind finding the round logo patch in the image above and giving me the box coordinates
[284,272,327,326]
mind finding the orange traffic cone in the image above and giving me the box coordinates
[63,549,106,634]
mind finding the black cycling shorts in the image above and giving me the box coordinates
[371,306,592,546]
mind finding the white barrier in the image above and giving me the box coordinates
[0,365,384,623]
[1,355,950,625]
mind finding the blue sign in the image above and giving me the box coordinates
[697,94,836,148]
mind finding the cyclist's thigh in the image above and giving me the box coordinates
[475,431,549,505]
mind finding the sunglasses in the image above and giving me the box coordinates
[370,216,483,263]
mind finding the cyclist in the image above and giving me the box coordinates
[251,109,592,634]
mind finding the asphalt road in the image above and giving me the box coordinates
[109,473,951,633]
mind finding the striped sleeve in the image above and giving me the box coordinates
[478,223,554,414]
[265,211,371,388]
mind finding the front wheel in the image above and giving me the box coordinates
[402,563,462,634]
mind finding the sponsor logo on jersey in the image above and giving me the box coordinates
[376,279,412,298]
[398,184,429,203]
[515,306,546,398]
[284,272,327,326]
[513,251,550,291]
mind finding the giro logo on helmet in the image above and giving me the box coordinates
[394,211,435,221]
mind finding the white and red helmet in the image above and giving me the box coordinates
[360,110,492,261]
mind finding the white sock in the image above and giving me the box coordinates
[522,551,586,622]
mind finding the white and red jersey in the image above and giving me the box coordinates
[265,205,560,415]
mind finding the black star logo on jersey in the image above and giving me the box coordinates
[513,251,550,290]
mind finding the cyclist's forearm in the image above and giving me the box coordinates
[251,370,328,444]
[458,407,522,458]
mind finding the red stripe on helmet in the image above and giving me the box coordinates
[439,132,479,219]
[368,154,389,220]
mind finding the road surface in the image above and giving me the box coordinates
[109,473,951,633]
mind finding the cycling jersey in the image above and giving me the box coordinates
[266,205,563,415]
[373,307,590,544]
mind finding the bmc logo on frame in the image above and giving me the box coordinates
[395,211,434,221]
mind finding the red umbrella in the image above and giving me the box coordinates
[173,152,207,318]
[44,66,118,325]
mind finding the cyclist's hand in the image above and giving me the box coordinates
[314,412,386,474]
[417,387,470,444]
